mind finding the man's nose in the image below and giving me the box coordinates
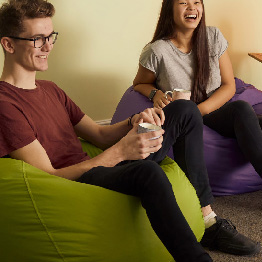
[41,39,53,52]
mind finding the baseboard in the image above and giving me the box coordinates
[95,119,112,126]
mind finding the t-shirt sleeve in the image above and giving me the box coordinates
[139,44,159,76]
[209,27,228,58]
[216,28,228,58]
[51,83,85,126]
[0,102,36,157]
[64,95,85,126]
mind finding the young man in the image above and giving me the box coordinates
[0,1,260,261]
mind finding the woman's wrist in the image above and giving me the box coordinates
[152,90,163,103]
[148,89,158,101]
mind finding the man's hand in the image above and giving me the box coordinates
[117,123,165,160]
[131,107,165,127]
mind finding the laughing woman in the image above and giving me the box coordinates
[133,0,261,257]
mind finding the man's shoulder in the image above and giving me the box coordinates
[36,79,58,89]
[36,79,69,103]
[36,79,64,95]
[0,81,17,104]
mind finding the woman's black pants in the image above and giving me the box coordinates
[77,100,213,262]
[203,100,262,177]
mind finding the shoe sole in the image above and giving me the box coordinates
[213,243,261,257]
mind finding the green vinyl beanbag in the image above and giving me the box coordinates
[0,140,204,262]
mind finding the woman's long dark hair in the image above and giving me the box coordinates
[151,0,210,104]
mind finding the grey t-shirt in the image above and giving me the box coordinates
[139,26,228,96]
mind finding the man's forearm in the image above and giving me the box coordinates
[9,138,126,182]
[52,143,125,180]
[95,117,136,150]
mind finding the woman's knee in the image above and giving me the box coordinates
[165,100,202,121]
[168,99,198,112]
[229,100,255,117]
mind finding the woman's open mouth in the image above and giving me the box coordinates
[184,14,197,21]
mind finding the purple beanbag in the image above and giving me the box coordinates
[111,78,262,196]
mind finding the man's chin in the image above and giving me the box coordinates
[37,66,49,72]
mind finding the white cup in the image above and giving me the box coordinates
[137,123,162,137]
[165,89,191,101]
[138,123,162,153]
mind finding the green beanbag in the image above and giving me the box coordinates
[0,141,204,262]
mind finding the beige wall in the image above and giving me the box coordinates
[0,0,261,121]
[205,0,262,91]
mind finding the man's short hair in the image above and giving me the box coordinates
[0,0,55,39]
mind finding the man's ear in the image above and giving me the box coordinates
[1,37,15,54]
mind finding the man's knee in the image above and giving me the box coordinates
[135,160,164,177]
[134,160,171,188]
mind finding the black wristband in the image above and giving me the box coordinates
[128,113,136,126]
[148,89,158,101]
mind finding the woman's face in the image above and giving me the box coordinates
[173,0,203,33]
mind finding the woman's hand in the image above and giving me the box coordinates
[152,90,172,109]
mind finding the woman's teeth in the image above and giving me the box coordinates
[185,15,197,19]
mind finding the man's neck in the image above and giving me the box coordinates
[1,63,37,90]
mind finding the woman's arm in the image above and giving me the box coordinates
[133,65,171,109]
[198,50,236,116]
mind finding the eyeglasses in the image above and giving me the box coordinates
[7,32,58,48]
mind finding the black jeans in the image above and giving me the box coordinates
[203,100,262,177]
[78,100,213,262]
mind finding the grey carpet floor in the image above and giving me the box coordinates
[206,190,262,262]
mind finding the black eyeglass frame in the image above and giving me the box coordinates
[7,32,58,48]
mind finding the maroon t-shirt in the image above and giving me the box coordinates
[0,80,90,169]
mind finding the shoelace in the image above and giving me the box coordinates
[208,218,237,250]
[217,218,237,233]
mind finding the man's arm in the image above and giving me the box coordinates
[74,108,165,150]
[73,114,132,150]
[10,109,165,181]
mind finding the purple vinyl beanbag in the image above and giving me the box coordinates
[111,78,262,196]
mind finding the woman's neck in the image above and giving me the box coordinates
[171,30,194,54]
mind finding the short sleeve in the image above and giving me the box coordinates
[64,95,85,126]
[208,27,228,58]
[216,28,228,58]
[139,44,159,75]
[0,102,36,157]
[50,82,85,126]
